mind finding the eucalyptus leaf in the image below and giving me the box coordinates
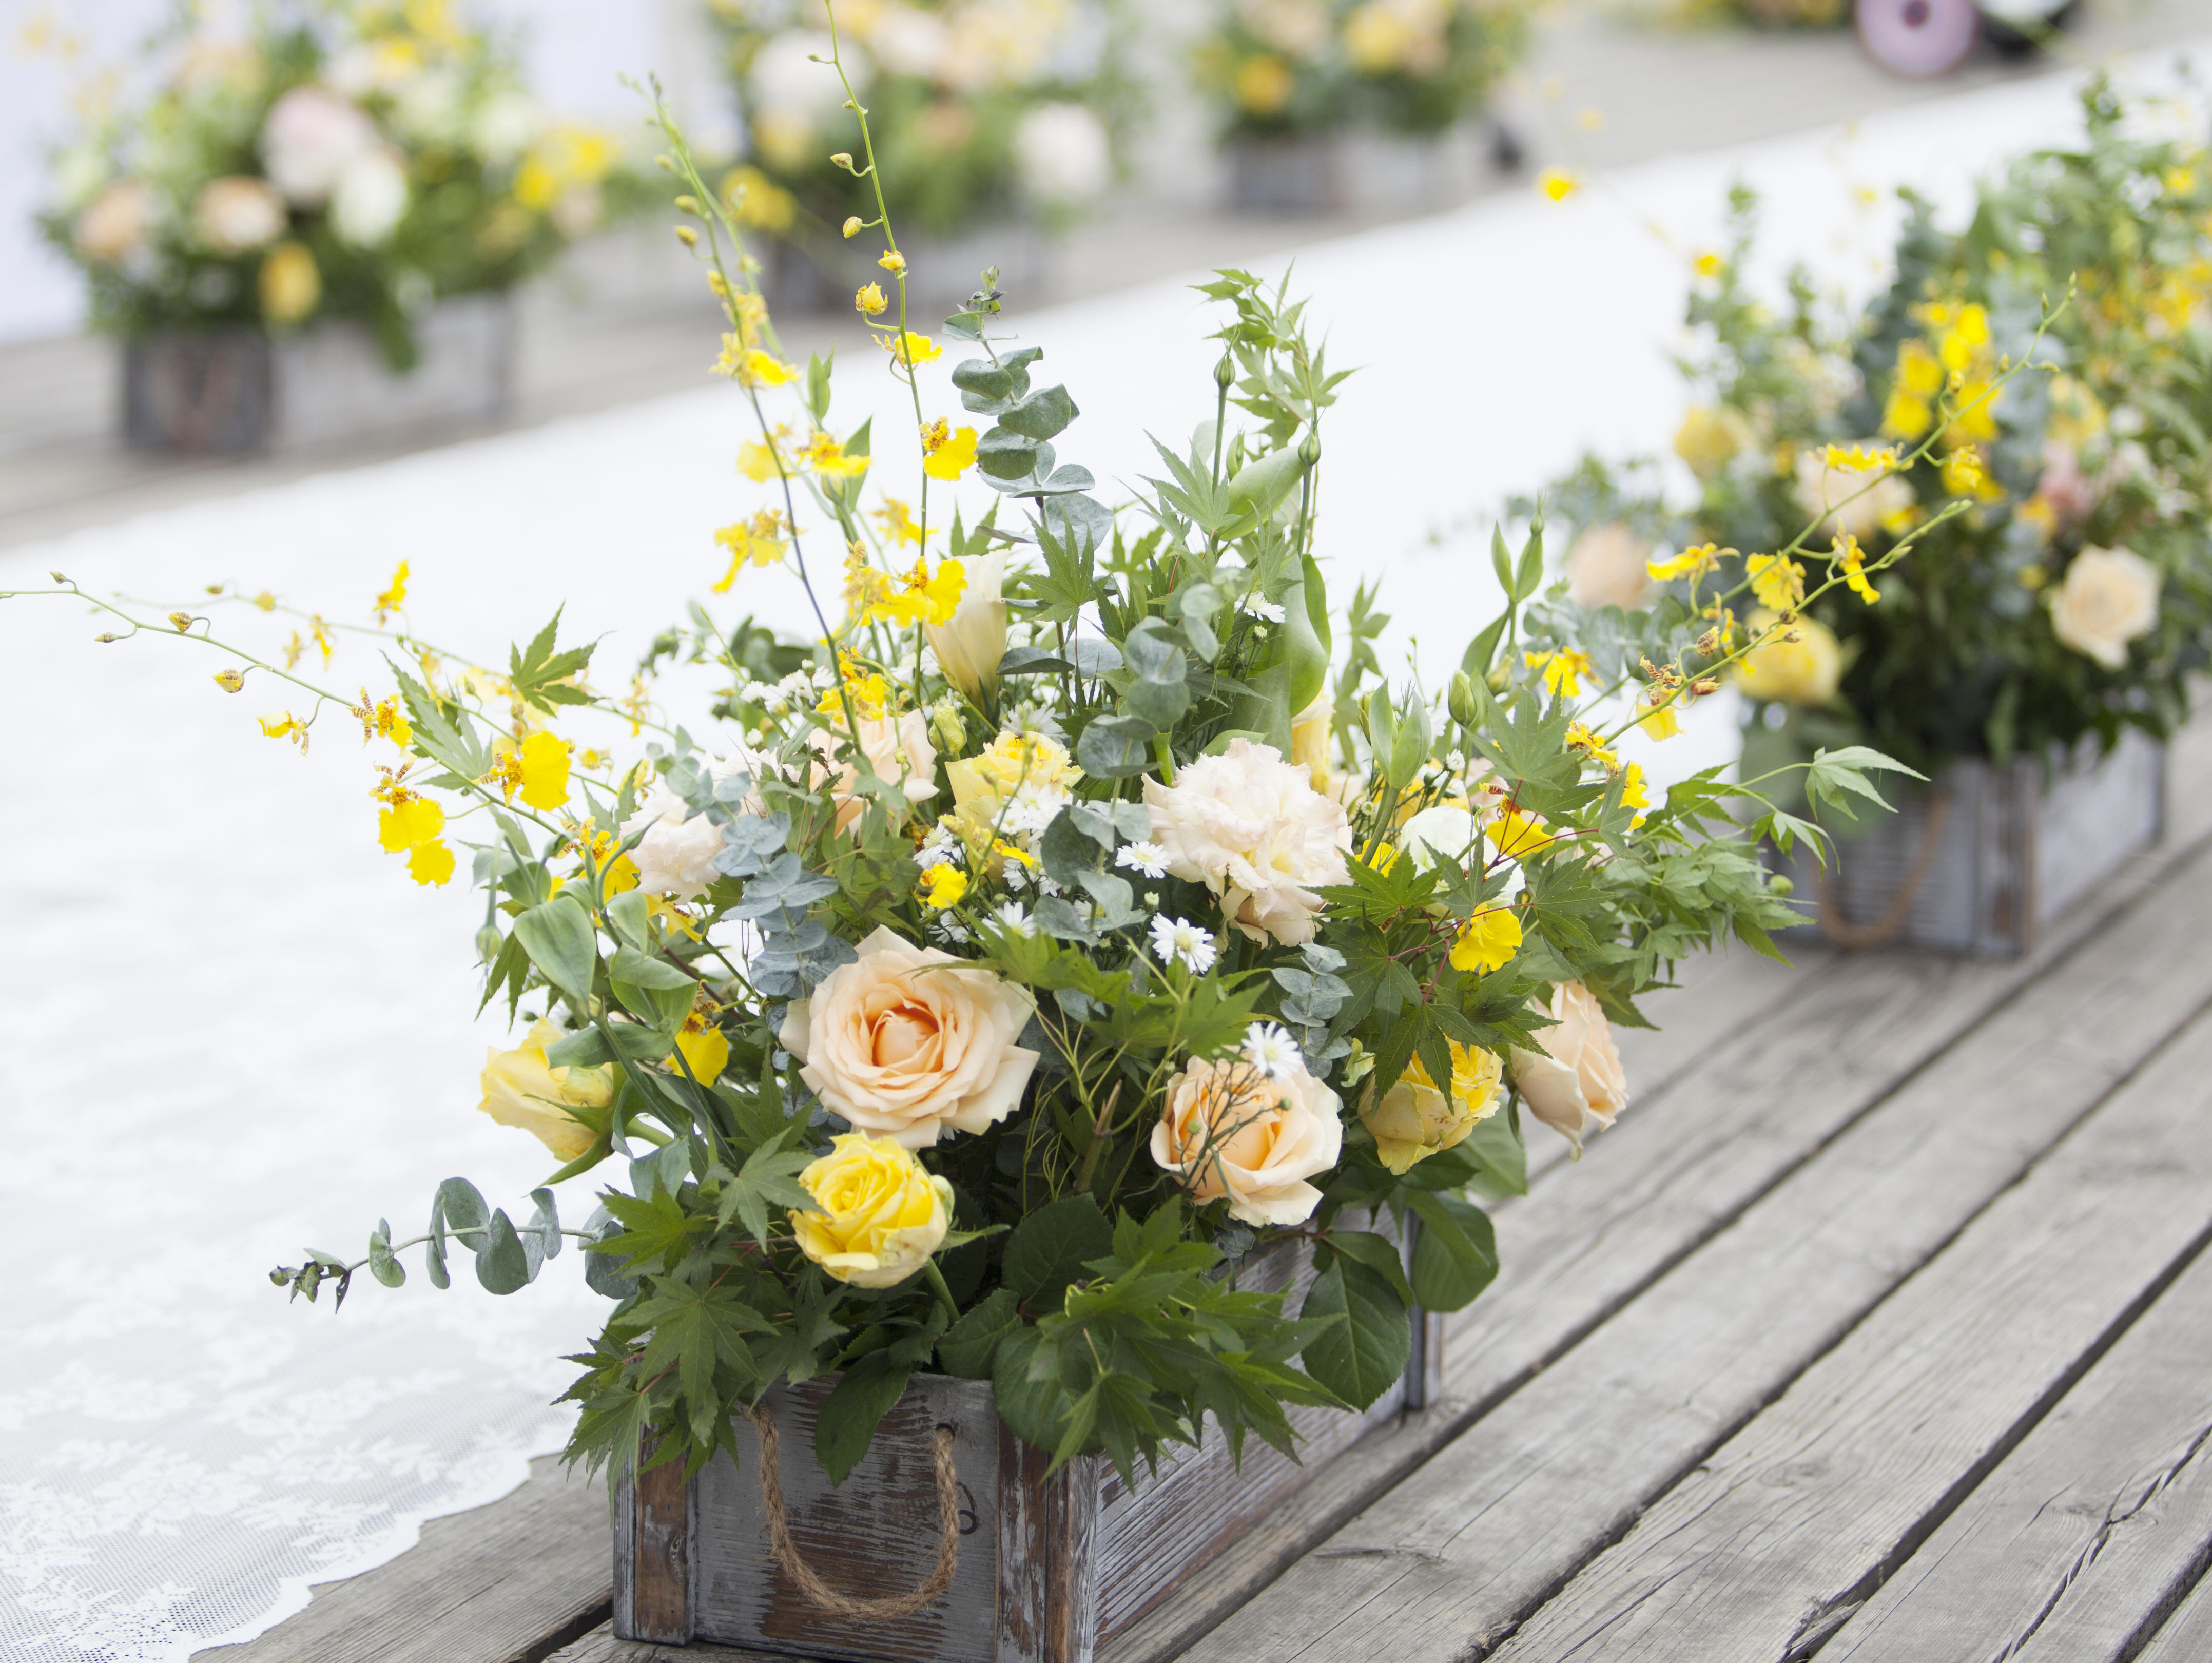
[476,1209,532,1294]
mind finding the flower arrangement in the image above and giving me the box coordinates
[710,0,1131,253]
[1521,88,2212,786]
[10,42,1916,1494]
[38,0,639,368]
[1192,0,1532,142]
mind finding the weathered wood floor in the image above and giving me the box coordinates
[193,708,2212,1663]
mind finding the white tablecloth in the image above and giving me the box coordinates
[2,47,2197,1662]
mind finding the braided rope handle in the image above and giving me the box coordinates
[1816,787,1953,950]
[748,1408,960,1621]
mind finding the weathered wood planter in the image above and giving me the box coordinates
[121,292,513,454]
[1226,127,1488,216]
[613,1226,1439,1662]
[1774,727,2165,955]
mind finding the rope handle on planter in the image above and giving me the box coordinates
[1816,787,1952,950]
[747,1408,960,1621]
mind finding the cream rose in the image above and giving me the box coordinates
[1735,608,1842,706]
[1361,1041,1502,1175]
[260,85,380,205]
[790,1133,953,1288]
[780,925,1039,1149]
[1143,738,1352,947]
[1565,523,1655,612]
[1795,446,1914,542]
[1510,981,1629,1154]
[1151,1054,1343,1225]
[619,784,723,901]
[74,180,156,264]
[478,1016,615,1161]
[2049,545,2159,670]
[811,711,939,835]
[192,176,287,255]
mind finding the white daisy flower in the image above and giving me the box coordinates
[992,902,1037,938]
[1243,1021,1301,1080]
[1148,914,1218,973]
[1116,840,1171,879]
[1240,595,1287,623]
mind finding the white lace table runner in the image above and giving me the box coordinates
[0,53,2183,1661]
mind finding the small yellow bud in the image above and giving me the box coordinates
[204,583,223,595]
[213,668,246,693]
[842,216,863,238]
[673,194,701,215]
[830,151,853,170]
[95,632,119,643]
[674,224,698,247]
[879,249,906,274]
[169,611,194,631]
[654,153,676,172]
[708,270,729,297]
[251,591,276,611]
[855,282,887,316]
[49,570,67,583]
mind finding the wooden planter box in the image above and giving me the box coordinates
[764,223,1050,318]
[121,292,513,454]
[1226,127,1486,216]
[613,1225,1441,1662]
[1773,728,2165,955]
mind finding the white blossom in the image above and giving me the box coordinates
[1149,915,1218,974]
[1244,1022,1301,1081]
[1116,841,1171,879]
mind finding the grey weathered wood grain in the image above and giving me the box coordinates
[1166,831,2212,1663]
[1100,747,2212,1663]
[188,1453,611,1663]
[1478,1002,2212,1662]
[1820,1238,2212,1661]
[547,1625,803,1661]
[2138,1559,2212,1663]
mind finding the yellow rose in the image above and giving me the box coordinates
[779,926,1040,1148]
[1290,692,1332,791]
[477,1016,615,1161]
[1674,406,1752,481]
[1734,609,1842,706]
[259,241,321,324]
[1361,1041,1503,1175]
[1509,981,1629,1154]
[791,1133,953,1288]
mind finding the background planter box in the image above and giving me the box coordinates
[1226,127,1489,216]
[614,1223,1439,1662]
[121,293,514,454]
[764,224,1049,319]
[1773,727,2165,955]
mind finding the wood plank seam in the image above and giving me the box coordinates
[1455,997,2212,1663]
[1101,811,2212,1663]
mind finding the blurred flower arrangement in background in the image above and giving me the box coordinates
[37,0,647,368]
[1521,84,2212,792]
[710,0,1134,255]
[1192,0,1534,141]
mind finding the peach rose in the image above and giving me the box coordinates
[1361,1040,1503,1175]
[1565,523,1655,612]
[1510,980,1629,1154]
[810,711,939,835]
[2049,545,2159,670]
[1151,1053,1343,1226]
[779,925,1038,1149]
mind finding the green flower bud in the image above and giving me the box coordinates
[1448,671,1478,727]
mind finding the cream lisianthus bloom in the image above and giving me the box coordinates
[478,1016,615,1161]
[1361,1041,1503,1175]
[1144,738,1352,947]
[925,546,1009,706]
[780,926,1039,1148]
[1735,609,1842,706]
[1510,981,1629,1154]
[74,180,157,264]
[790,1133,953,1288]
[260,85,380,205]
[1565,523,1655,612]
[192,176,287,255]
[1152,1053,1343,1225]
[2049,545,2159,670]
[1794,446,1914,542]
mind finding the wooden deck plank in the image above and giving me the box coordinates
[2139,1559,2212,1662]
[1097,706,2212,1663]
[1819,1242,2212,1661]
[1166,830,2212,1663]
[189,1455,612,1663]
[1474,1003,2212,1663]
